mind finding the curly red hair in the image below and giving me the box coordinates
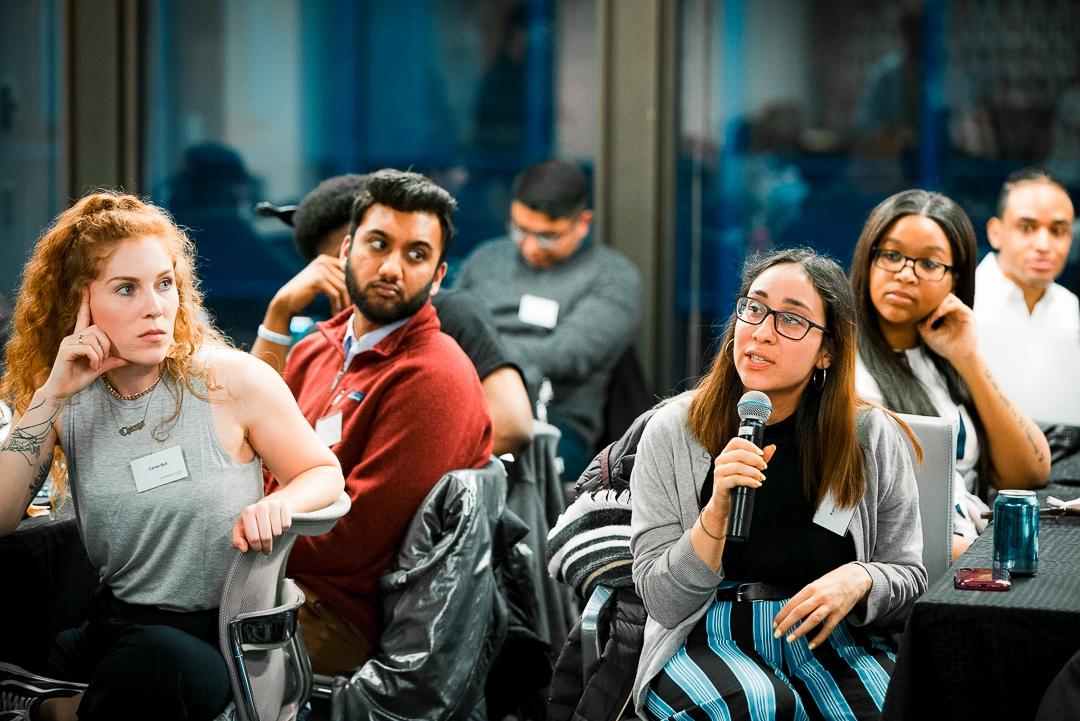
[1,190,227,496]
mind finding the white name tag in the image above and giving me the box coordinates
[812,489,857,536]
[316,411,343,447]
[131,446,189,493]
[518,294,560,329]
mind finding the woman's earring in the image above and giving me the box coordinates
[813,367,827,390]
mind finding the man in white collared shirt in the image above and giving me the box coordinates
[974,168,1079,423]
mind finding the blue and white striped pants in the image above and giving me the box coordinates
[645,599,896,721]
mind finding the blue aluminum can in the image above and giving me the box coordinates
[993,490,1039,576]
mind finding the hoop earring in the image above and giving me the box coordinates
[813,367,827,391]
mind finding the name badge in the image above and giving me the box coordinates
[131,446,189,493]
[518,294,560,329]
[316,411,343,447]
[812,489,857,536]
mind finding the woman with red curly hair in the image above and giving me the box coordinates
[0,191,343,721]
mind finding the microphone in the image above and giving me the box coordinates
[726,390,773,542]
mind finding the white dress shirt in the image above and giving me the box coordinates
[974,252,1079,331]
[974,253,1080,424]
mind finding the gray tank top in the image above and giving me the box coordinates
[63,373,262,611]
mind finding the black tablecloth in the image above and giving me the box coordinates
[882,522,1080,721]
[1048,451,1080,484]
[0,506,98,671]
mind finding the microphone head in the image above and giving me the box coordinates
[737,390,772,424]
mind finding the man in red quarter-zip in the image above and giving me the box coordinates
[264,169,493,675]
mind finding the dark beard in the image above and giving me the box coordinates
[346,256,435,325]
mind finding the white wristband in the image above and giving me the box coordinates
[257,323,292,346]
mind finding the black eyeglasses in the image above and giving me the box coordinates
[872,247,953,281]
[736,296,830,340]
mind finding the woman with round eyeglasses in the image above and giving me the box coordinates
[631,247,925,721]
[850,189,1050,560]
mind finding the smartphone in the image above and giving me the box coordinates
[954,567,1011,591]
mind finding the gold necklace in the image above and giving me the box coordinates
[102,374,161,401]
[103,378,161,437]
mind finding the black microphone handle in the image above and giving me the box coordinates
[726,420,765,542]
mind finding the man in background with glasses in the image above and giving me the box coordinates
[973,168,1079,425]
[455,159,642,483]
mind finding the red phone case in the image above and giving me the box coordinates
[953,567,1011,591]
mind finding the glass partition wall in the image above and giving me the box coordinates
[4,0,1076,391]
[141,0,597,345]
[0,0,65,302]
[674,0,1080,384]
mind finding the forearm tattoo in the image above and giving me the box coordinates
[25,454,54,505]
[0,397,61,467]
[2,397,62,507]
[984,368,1046,464]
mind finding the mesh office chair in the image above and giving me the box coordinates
[216,491,351,721]
[22,493,351,721]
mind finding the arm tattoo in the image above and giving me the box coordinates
[24,454,54,507]
[984,368,1046,464]
[0,397,62,467]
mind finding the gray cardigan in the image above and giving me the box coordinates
[629,392,926,717]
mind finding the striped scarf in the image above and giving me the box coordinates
[546,488,634,600]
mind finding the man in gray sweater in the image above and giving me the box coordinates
[455,159,642,481]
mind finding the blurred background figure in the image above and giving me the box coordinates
[455,159,643,481]
[165,142,300,347]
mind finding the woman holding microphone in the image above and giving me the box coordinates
[630,248,925,720]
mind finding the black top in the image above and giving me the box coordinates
[703,413,856,589]
[432,289,524,383]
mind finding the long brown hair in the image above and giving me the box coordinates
[687,248,866,509]
[849,189,991,492]
[1,190,227,495]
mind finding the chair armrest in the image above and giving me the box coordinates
[229,578,305,653]
[228,579,311,721]
[309,674,334,701]
[581,584,615,685]
[291,492,351,537]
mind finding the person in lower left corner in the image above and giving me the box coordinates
[0,191,344,721]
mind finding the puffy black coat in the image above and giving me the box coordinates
[547,587,645,721]
[330,459,523,721]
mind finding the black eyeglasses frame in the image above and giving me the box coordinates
[735,296,831,341]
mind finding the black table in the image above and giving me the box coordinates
[0,505,98,671]
[1048,451,1080,484]
[882,519,1080,721]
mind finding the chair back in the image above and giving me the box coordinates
[897,413,956,584]
[507,421,577,654]
[330,459,507,721]
[217,492,351,721]
[600,345,653,448]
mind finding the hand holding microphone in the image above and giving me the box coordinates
[725,391,773,542]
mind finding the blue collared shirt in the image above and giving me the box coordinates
[341,313,410,372]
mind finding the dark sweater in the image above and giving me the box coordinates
[716,413,856,589]
[454,236,642,448]
[266,301,492,645]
